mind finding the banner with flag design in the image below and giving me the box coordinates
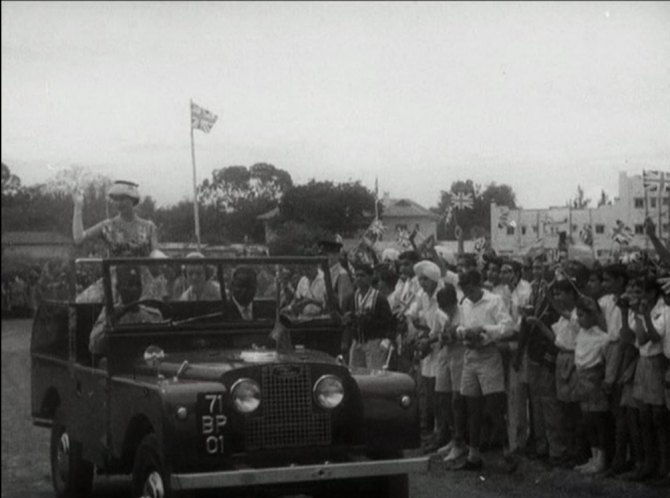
[191,101,218,133]
[611,219,634,245]
[643,170,670,194]
[395,227,412,249]
[451,192,474,210]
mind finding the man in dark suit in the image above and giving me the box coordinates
[225,266,274,321]
[341,263,394,370]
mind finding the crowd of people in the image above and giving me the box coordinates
[328,217,669,486]
[4,178,670,487]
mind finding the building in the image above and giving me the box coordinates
[380,193,439,241]
[490,171,670,259]
[1,231,73,262]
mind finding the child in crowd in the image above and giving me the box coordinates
[572,296,610,474]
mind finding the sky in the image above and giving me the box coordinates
[2,1,669,210]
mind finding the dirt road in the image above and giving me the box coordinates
[2,319,664,498]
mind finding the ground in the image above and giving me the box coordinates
[2,318,666,498]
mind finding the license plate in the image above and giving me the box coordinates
[197,392,227,456]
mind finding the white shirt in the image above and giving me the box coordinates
[457,289,513,345]
[388,276,421,316]
[509,279,532,331]
[233,296,254,321]
[552,309,580,351]
[295,269,327,306]
[575,325,608,369]
[407,282,444,377]
[598,294,623,342]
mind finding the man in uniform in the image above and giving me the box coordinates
[90,265,163,356]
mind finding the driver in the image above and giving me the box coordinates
[89,265,163,356]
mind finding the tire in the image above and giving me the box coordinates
[132,433,171,498]
[50,421,94,498]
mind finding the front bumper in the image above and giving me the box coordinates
[171,456,429,490]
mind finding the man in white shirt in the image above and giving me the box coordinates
[318,240,354,313]
[407,260,444,448]
[451,269,515,472]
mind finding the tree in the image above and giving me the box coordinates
[571,185,591,209]
[279,180,376,237]
[267,221,331,256]
[433,180,517,240]
[199,163,292,212]
[1,163,21,200]
[597,190,611,207]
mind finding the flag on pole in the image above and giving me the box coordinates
[643,170,670,194]
[395,227,412,249]
[191,101,218,133]
[611,219,634,245]
[579,223,593,246]
[451,192,474,210]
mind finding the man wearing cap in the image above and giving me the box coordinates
[318,240,354,313]
[342,263,394,370]
[89,265,164,356]
[450,269,515,471]
[407,260,445,447]
[73,180,158,258]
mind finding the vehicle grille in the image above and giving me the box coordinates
[246,364,331,450]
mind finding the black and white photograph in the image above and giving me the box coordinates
[2,2,669,497]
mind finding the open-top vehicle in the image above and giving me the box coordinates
[31,256,426,498]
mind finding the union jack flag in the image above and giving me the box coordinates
[611,219,634,245]
[451,192,474,210]
[395,227,412,249]
[191,101,218,133]
[643,170,670,194]
[579,224,593,246]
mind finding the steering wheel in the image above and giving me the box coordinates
[113,299,172,322]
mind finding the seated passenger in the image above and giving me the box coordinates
[89,265,163,356]
[179,252,222,301]
[289,265,327,317]
[225,266,275,321]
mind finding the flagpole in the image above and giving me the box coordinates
[644,170,649,251]
[190,99,202,251]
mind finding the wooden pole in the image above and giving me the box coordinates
[190,99,202,252]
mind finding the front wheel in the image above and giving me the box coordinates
[50,420,94,498]
[132,434,171,498]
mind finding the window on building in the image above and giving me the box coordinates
[571,224,577,232]
[663,223,670,234]
[595,224,605,234]
[532,225,538,233]
[634,198,644,209]
[634,224,644,234]
[506,226,515,236]
[664,197,670,206]
[395,224,408,231]
[650,197,657,209]
[521,226,527,235]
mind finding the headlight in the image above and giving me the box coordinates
[231,378,261,414]
[313,375,344,409]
